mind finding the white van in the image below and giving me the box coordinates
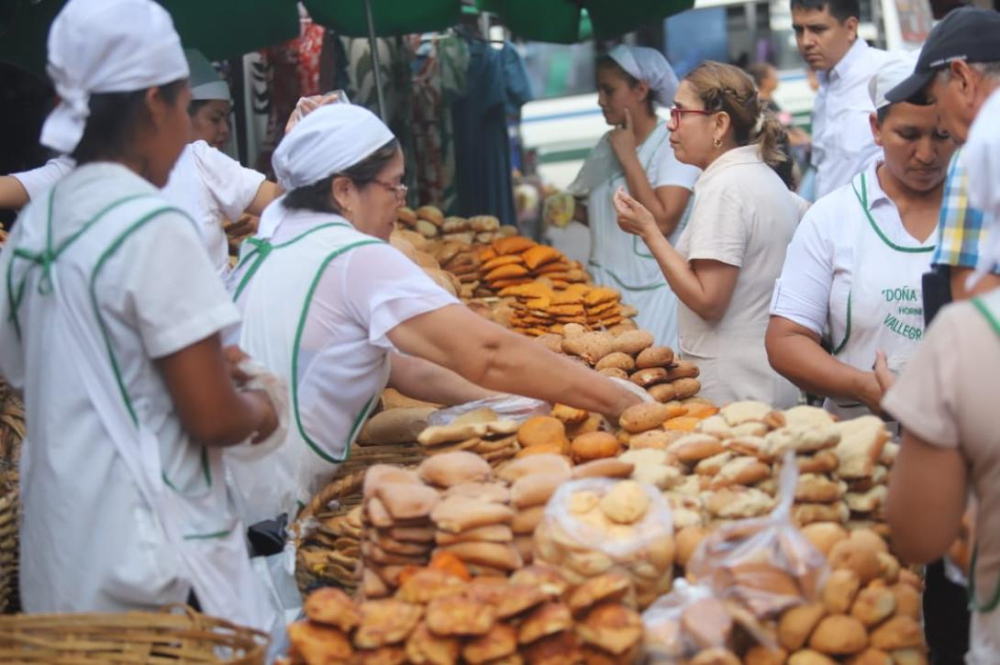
[520,0,933,189]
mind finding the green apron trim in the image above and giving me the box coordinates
[183,529,234,541]
[290,240,384,464]
[968,295,1000,612]
[851,174,936,254]
[6,190,156,340]
[632,235,655,260]
[231,222,350,302]
[588,260,666,292]
[831,290,853,356]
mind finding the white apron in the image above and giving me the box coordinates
[570,125,687,347]
[227,221,391,525]
[6,189,276,634]
[826,171,935,421]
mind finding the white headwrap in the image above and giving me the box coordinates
[607,45,680,107]
[271,104,396,192]
[868,51,920,111]
[41,0,189,154]
[964,89,1000,285]
[186,49,231,101]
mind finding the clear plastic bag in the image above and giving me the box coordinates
[686,452,829,620]
[533,478,674,608]
[426,394,549,427]
[641,580,733,663]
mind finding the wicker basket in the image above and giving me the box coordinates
[294,469,366,596]
[0,382,23,615]
[0,605,269,663]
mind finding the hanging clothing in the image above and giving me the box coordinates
[226,205,458,524]
[409,33,469,214]
[0,162,275,631]
[676,145,800,407]
[161,141,265,276]
[568,122,699,348]
[451,40,530,226]
[771,163,934,419]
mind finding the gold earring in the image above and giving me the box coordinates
[713,137,723,149]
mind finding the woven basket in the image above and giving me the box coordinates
[0,382,23,615]
[0,605,269,663]
[294,469,366,596]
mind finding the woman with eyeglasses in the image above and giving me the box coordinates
[614,61,801,407]
[224,103,644,535]
[554,45,699,349]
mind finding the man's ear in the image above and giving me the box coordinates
[843,15,860,41]
[869,112,884,147]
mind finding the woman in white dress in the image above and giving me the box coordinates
[0,0,281,633]
[766,55,955,418]
[613,61,801,407]
[562,45,700,348]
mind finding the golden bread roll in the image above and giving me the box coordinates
[631,367,670,388]
[551,403,589,424]
[594,351,636,372]
[668,434,727,464]
[808,615,868,655]
[517,416,570,450]
[572,458,635,480]
[304,588,362,632]
[425,595,495,637]
[287,621,353,662]
[868,616,924,650]
[571,432,621,462]
[779,602,826,652]
[890,583,922,620]
[720,400,772,426]
[647,383,678,403]
[797,450,841,475]
[416,205,445,226]
[598,480,650,524]
[829,539,882,586]
[354,599,424,649]
[822,569,861,614]
[635,345,675,369]
[510,471,571,509]
[517,602,574,645]
[672,378,702,400]
[611,330,655,355]
[619,402,675,433]
[491,235,536,255]
[665,360,701,381]
[795,474,847,504]
[850,586,897,627]
[801,523,849,557]
[418,451,492,488]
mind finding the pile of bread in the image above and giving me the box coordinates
[397,206,511,247]
[298,505,365,594]
[358,451,643,599]
[285,563,648,665]
[495,283,637,337]
[643,523,925,664]
[475,237,588,294]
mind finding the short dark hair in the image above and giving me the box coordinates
[876,105,891,124]
[283,138,401,215]
[597,55,657,117]
[790,0,861,23]
[72,79,187,165]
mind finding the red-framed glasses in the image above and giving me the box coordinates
[669,105,713,126]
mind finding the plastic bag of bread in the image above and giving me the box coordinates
[427,394,549,426]
[533,479,675,609]
[687,453,829,620]
[642,579,750,664]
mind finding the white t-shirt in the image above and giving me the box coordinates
[812,39,890,198]
[11,155,75,202]
[227,207,459,522]
[0,162,243,613]
[676,145,800,408]
[161,141,265,276]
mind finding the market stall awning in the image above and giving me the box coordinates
[0,0,301,79]
[302,0,463,37]
[477,0,695,43]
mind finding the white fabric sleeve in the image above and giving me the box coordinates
[340,244,460,351]
[650,141,700,190]
[684,187,748,267]
[769,206,834,336]
[12,156,75,202]
[123,211,240,358]
[190,141,267,222]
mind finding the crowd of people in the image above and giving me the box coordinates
[2,0,1000,661]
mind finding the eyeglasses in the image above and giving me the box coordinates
[372,178,408,200]
[669,105,713,126]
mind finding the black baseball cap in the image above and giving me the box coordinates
[886,7,1000,104]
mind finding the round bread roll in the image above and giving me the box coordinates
[850,587,897,627]
[869,616,924,651]
[571,432,621,462]
[778,603,826,652]
[517,416,570,449]
[808,615,868,656]
[675,526,708,568]
[619,402,674,433]
[647,383,678,403]
[801,523,849,557]
[672,378,702,400]
[397,206,418,226]
[416,205,445,227]
[635,346,675,369]
[612,330,655,355]
[595,351,636,373]
[829,539,882,586]
[822,569,861,614]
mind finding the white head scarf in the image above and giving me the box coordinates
[41,0,189,154]
[607,45,680,107]
[964,89,1000,285]
[868,51,920,111]
[255,104,397,239]
[186,49,231,101]
[271,104,396,192]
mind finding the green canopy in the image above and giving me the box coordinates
[302,0,462,37]
[0,0,301,80]
[478,0,693,43]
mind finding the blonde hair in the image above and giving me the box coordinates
[684,61,787,169]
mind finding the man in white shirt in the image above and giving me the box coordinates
[792,0,890,198]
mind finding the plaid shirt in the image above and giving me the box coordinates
[933,147,999,272]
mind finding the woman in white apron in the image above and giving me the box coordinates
[613,62,800,408]
[0,48,283,278]
[767,55,956,419]
[226,104,643,530]
[561,45,699,348]
[0,0,283,633]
